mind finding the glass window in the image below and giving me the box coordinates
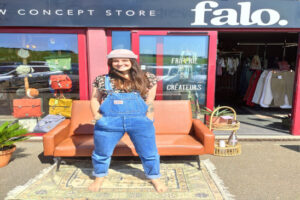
[139,35,209,118]
[0,33,79,131]
[112,31,131,50]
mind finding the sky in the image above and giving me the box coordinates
[0,33,78,53]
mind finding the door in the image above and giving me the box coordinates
[132,31,217,118]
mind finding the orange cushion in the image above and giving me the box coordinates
[69,100,94,135]
[153,100,192,135]
[54,134,204,157]
[70,100,193,136]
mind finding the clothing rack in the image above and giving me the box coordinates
[237,42,298,61]
[236,42,297,46]
[218,51,243,61]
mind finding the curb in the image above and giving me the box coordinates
[215,135,300,141]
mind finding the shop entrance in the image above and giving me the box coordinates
[216,32,298,136]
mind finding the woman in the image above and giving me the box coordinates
[89,49,167,193]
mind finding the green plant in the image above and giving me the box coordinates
[0,121,29,151]
[200,106,233,117]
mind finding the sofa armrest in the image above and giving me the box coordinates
[43,119,71,156]
[192,119,215,154]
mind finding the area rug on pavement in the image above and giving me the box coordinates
[5,159,234,200]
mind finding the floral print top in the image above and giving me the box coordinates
[92,72,157,101]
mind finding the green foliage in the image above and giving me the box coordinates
[200,106,233,117]
[0,121,29,150]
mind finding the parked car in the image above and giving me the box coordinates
[0,61,79,92]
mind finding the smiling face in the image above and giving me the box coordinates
[111,58,132,73]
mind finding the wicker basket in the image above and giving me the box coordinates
[210,120,240,131]
[214,142,241,156]
[208,106,240,131]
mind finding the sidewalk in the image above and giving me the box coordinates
[1,140,300,200]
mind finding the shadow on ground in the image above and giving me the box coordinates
[280,145,300,153]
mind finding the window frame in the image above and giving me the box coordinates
[0,27,89,99]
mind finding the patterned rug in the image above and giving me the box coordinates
[5,159,234,200]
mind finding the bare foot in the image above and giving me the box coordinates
[88,177,105,192]
[151,178,168,193]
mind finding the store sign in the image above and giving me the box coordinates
[0,0,299,28]
[191,1,288,26]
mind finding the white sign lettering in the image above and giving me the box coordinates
[16,9,95,16]
[166,84,202,91]
[105,9,156,17]
[0,9,7,15]
[191,1,288,26]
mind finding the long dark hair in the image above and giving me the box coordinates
[107,58,150,97]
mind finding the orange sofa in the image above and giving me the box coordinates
[43,100,215,170]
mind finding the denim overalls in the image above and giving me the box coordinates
[92,75,161,179]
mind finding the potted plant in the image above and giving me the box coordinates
[200,106,234,124]
[0,121,29,168]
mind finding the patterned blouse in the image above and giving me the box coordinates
[92,72,157,101]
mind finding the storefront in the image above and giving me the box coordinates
[0,0,299,135]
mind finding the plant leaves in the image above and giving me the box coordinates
[0,122,10,134]
[0,121,29,148]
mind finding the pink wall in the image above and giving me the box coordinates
[291,34,300,135]
[86,28,108,98]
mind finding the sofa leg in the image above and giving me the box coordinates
[196,155,201,170]
[54,157,62,171]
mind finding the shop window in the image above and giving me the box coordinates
[0,33,79,129]
[139,35,209,118]
[112,31,131,50]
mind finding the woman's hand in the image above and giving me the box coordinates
[94,113,103,120]
[91,87,103,124]
[146,84,157,122]
[146,112,154,121]
[91,113,103,124]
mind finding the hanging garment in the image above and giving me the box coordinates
[216,57,225,76]
[246,70,262,106]
[243,70,258,102]
[259,71,273,107]
[238,59,252,97]
[284,71,295,105]
[270,71,286,106]
[280,95,292,109]
[278,61,290,71]
[250,55,261,70]
[252,70,269,104]
[233,57,239,72]
[227,57,236,75]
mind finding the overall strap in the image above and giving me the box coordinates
[104,75,113,91]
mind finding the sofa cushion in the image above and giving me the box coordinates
[53,133,204,157]
[54,135,94,157]
[114,134,204,156]
[70,100,193,136]
[70,100,94,135]
[153,100,193,135]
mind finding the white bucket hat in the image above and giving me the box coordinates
[107,49,138,59]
